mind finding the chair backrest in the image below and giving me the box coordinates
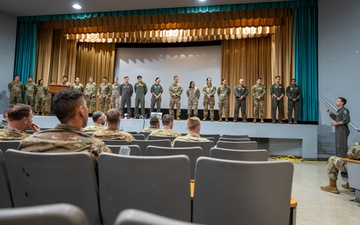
[222,134,249,138]
[132,140,172,156]
[131,134,145,140]
[5,150,101,225]
[200,134,220,143]
[210,148,268,161]
[107,145,141,155]
[139,131,151,139]
[218,137,251,142]
[0,150,13,208]
[216,141,257,150]
[0,141,21,153]
[173,140,215,156]
[147,135,178,142]
[0,203,90,225]
[193,157,293,225]
[114,209,203,225]
[99,154,191,225]
[146,145,203,179]
[103,139,130,145]
[127,131,138,134]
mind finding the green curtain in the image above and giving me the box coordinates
[14,21,37,83]
[294,1,318,122]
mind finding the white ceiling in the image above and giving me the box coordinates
[0,0,291,17]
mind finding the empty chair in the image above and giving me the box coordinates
[5,150,101,225]
[139,131,151,139]
[200,134,220,143]
[210,148,268,161]
[147,146,203,179]
[193,157,293,225]
[216,141,257,150]
[103,139,130,145]
[173,140,215,156]
[114,209,203,225]
[99,154,191,225]
[131,134,145,140]
[0,203,90,225]
[218,137,251,142]
[0,150,12,208]
[222,134,249,138]
[147,135,178,142]
[107,145,141,155]
[132,139,172,156]
[0,141,21,153]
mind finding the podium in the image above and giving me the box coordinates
[49,84,69,95]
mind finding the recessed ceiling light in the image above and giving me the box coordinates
[72,4,82,10]
[199,0,207,2]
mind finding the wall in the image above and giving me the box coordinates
[0,12,17,113]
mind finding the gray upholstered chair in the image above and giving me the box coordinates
[103,139,130,145]
[216,141,257,150]
[173,140,215,156]
[132,139,172,156]
[139,131,151,139]
[0,150,12,208]
[200,134,220,143]
[218,137,251,142]
[107,145,141,155]
[222,134,249,138]
[0,141,21,153]
[210,147,268,161]
[147,135,178,142]
[131,134,145,140]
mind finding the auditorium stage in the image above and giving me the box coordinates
[27,115,318,160]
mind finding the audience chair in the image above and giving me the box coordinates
[193,157,293,225]
[218,137,251,142]
[114,209,203,225]
[222,134,249,138]
[131,134,145,140]
[106,145,141,155]
[99,154,191,225]
[173,140,215,156]
[0,150,12,208]
[103,139,130,145]
[216,141,257,150]
[200,134,220,143]
[146,145,203,179]
[139,131,151,139]
[5,150,101,225]
[147,135,178,142]
[210,147,269,161]
[0,203,90,225]
[0,141,21,153]
[127,131,138,134]
[132,139,172,156]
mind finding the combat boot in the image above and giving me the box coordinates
[177,116,180,120]
[260,119,264,123]
[242,119,247,123]
[202,117,206,121]
[219,118,222,122]
[253,119,257,123]
[225,117,228,122]
[211,118,214,122]
[320,179,339,194]
[341,182,355,192]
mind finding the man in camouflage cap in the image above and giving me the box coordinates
[8,75,25,107]
[251,78,266,123]
[82,111,107,133]
[202,77,216,122]
[0,104,40,140]
[19,89,112,169]
[97,76,112,113]
[93,108,135,143]
[174,117,211,142]
[70,77,84,92]
[85,76,97,114]
[149,114,181,137]
[142,117,160,132]
[25,76,37,112]
[169,75,183,120]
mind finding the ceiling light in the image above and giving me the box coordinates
[199,0,207,2]
[72,4,82,10]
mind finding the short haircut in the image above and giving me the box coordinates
[137,75,142,79]
[338,97,347,105]
[291,78,296,82]
[103,76,108,80]
[174,75,178,79]
[150,117,159,126]
[187,117,201,130]
[92,111,104,123]
[28,76,32,79]
[53,90,85,123]
[106,108,120,124]
[63,75,68,78]
[114,77,118,80]
[257,78,262,80]
[38,79,43,85]
[162,114,174,126]
[89,76,93,79]
[15,75,20,78]
[155,77,160,82]
[7,104,31,122]
[124,76,129,79]
[275,75,280,79]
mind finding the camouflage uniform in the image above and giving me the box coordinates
[169,83,183,119]
[35,85,48,115]
[93,128,135,143]
[186,87,200,117]
[150,83,163,113]
[82,123,107,133]
[8,80,25,107]
[134,82,148,118]
[111,83,121,112]
[97,82,112,113]
[174,132,211,142]
[270,83,285,123]
[19,123,112,170]
[0,127,30,140]
[71,83,84,92]
[327,143,360,180]
[44,91,52,115]
[329,107,350,158]
[25,82,37,112]
[217,85,231,121]
[202,84,216,121]
[286,85,301,123]
[85,82,97,114]
[61,81,71,87]
[119,83,133,117]
[251,84,266,119]
[234,85,248,122]
[149,126,181,137]
[142,126,159,132]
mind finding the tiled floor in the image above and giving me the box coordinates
[292,162,360,225]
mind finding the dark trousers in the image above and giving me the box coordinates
[234,99,247,121]
[287,100,299,122]
[335,126,350,158]
[120,96,131,117]
[272,98,283,122]
[150,97,161,112]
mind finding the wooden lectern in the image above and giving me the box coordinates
[49,84,68,95]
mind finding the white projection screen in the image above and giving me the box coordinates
[114,45,221,110]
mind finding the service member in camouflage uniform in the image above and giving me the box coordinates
[35,79,48,115]
[60,75,71,87]
[186,81,200,118]
[286,79,302,124]
[149,114,181,137]
[82,111,107,133]
[251,78,266,123]
[8,75,25,107]
[134,75,148,118]
[85,77,97,114]
[19,90,111,170]
[120,76,133,118]
[270,76,285,124]
[320,140,360,194]
[93,108,135,143]
[234,79,248,122]
[217,79,231,122]
[97,77,112,113]
[0,104,40,140]
[25,76,37,112]
[150,77,163,113]
[142,117,160,132]
[111,77,121,112]
[202,77,216,122]
[168,76,183,120]
[174,117,211,142]
[327,97,350,158]
[70,77,84,92]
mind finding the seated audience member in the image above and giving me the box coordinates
[93,108,135,143]
[82,111,107,133]
[19,90,111,168]
[174,117,211,142]
[0,109,8,128]
[149,114,181,137]
[0,104,40,140]
[320,140,360,194]
[142,117,160,132]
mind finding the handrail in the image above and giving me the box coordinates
[325,98,360,131]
